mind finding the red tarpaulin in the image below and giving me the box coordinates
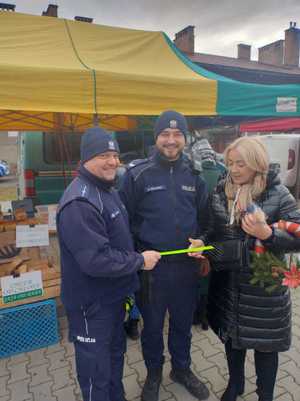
[240,118,300,132]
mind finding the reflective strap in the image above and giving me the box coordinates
[83,310,89,336]
[89,377,93,401]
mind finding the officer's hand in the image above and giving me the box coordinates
[142,251,161,270]
[188,238,205,259]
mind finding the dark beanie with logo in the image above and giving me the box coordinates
[80,127,120,163]
[154,110,188,140]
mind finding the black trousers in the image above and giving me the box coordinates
[68,300,126,401]
[137,260,198,371]
[225,340,278,401]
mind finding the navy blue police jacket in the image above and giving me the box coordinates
[57,165,144,311]
[119,151,208,258]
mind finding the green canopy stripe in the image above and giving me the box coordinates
[163,32,300,117]
[218,80,300,116]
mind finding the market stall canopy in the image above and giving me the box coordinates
[0,11,300,132]
[0,110,136,132]
[240,117,300,132]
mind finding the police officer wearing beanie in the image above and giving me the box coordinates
[119,111,209,401]
[57,127,161,401]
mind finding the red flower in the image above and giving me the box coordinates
[282,264,300,289]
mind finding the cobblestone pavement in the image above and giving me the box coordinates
[1,290,299,401]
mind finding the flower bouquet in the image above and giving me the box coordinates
[244,204,300,293]
[250,251,300,293]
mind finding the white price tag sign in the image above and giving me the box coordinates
[1,271,43,304]
[0,201,12,213]
[48,204,57,231]
[276,97,297,112]
[16,224,49,248]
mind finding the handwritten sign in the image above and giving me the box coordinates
[1,271,43,304]
[16,224,49,248]
[48,205,57,231]
[0,201,12,213]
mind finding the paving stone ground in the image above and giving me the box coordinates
[1,290,299,401]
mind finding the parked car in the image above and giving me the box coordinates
[248,133,300,198]
[0,159,10,177]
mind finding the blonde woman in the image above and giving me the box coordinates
[190,136,300,401]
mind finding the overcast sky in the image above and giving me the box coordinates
[11,0,300,59]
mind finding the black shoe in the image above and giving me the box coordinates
[141,368,162,401]
[221,386,238,401]
[201,317,209,331]
[257,391,273,401]
[238,378,245,395]
[221,381,245,401]
[193,309,201,325]
[170,369,209,400]
[124,319,140,340]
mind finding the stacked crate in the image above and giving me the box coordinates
[0,205,60,357]
[0,206,60,309]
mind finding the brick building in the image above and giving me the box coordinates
[173,24,300,151]
[174,24,300,84]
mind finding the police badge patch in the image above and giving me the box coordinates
[108,141,115,150]
[182,185,195,192]
[169,120,178,129]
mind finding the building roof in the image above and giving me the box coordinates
[188,52,300,84]
[190,52,300,75]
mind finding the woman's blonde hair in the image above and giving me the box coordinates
[224,136,269,222]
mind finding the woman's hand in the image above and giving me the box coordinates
[188,238,205,259]
[241,213,272,240]
[199,257,210,276]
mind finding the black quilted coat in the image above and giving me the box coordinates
[203,170,300,352]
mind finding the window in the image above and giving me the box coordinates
[43,132,83,164]
[115,131,155,163]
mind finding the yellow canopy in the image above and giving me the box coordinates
[0,11,217,131]
[0,111,136,132]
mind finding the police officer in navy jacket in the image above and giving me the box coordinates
[119,111,209,401]
[57,127,161,401]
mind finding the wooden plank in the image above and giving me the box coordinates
[0,230,15,245]
[26,260,58,270]
[36,269,60,281]
[0,259,29,277]
[0,261,60,279]
[0,217,41,229]
[44,278,61,287]
[0,267,60,280]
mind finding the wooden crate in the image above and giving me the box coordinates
[0,221,61,309]
[0,259,61,309]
